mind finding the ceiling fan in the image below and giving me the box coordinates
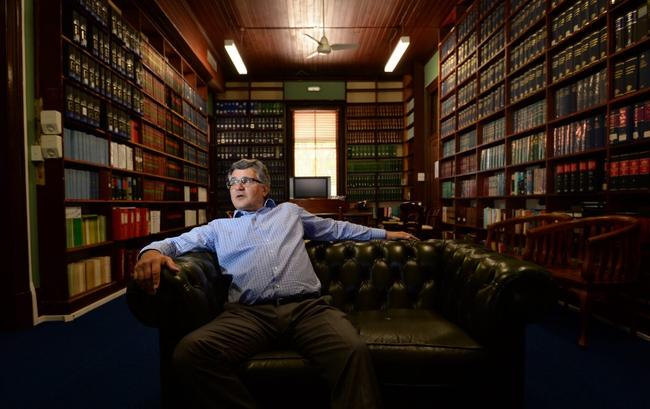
[304,0,357,59]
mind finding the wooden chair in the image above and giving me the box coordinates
[398,202,427,237]
[523,215,642,348]
[419,207,440,239]
[485,213,573,258]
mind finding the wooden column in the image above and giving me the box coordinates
[0,0,34,329]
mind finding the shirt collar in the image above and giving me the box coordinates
[233,198,276,218]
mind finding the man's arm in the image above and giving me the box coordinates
[133,250,179,295]
[298,205,417,241]
[133,222,217,294]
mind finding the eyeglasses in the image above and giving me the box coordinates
[226,176,262,189]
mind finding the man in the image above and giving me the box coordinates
[134,158,416,408]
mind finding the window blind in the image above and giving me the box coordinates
[293,110,338,196]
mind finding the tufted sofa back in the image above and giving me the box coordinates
[306,239,554,339]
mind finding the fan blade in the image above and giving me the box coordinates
[303,33,321,44]
[305,50,320,59]
[331,43,358,51]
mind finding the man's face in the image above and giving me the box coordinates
[228,168,269,211]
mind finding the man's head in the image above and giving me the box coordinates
[227,159,271,211]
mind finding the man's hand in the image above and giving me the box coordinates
[133,250,179,295]
[385,231,419,241]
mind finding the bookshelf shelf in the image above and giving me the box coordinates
[35,0,211,315]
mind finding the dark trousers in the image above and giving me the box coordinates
[172,297,382,409]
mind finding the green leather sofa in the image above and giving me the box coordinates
[127,239,555,408]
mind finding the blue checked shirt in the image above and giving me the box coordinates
[141,200,386,304]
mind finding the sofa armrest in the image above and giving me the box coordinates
[126,252,231,335]
[440,243,556,344]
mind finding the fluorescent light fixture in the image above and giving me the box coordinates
[307,86,321,92]
[224,39,247,75]
[384,36,410,72]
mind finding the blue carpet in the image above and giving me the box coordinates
[1,297,648,408]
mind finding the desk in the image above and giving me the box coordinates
[289,198,374,226]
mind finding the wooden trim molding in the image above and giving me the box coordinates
[0,0,34,329]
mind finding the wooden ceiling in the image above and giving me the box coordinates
[156,0,458,81]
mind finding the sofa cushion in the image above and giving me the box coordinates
[350,309,486,385]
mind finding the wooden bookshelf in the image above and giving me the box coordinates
[212,82,288,216]
[344,81,408,218]
[34,0,210,315]
[437,0,650,239]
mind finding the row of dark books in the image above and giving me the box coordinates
[65,44,144,115]
[459,130,477,152]
[346,103,402,118]
[347,159,403,172]
[65,84,100,128]
[345,188,403,202]
[609,152,650,190]
[609,100,650,144]
[442,181,456,198]
[459,153,478,174]
[553,114,605,156]
[554,69,607,118]
[511,132,546,164]
[441,54,457,79]
[440,160,455,178]
[510,63,545,102]
[482,117,506,143]
[458,33,477,62]
[615,3,649,51]
[458,54,478,84]
[613,50,649,97]
[347,173,402,188]
[441,72,456,97]
[555,160,601,193]
[510,0,543,39]
[511,166,546,195]
[69,10,139,80]
[481,3,504,39]
[513,99,546,133]
[458,104,478,129]
[551,27,607,82]
[182,100,209,133]
[510,27,545,73]
[550,0,608,45]
[482,172,506,197]
[458,6,477,40]
[442,138,456,158]
[442,94,456,118]
[458,80,477,107]
[480,58,504,93]
[459,178,477,198]
[441,117,456,138]
[346,118,404,131]
[480,143,505,170]
[142,69,165,105]
[214,131,284,146]
[214,101,285,116]
[106,105,131,139]
[480,29,504,65]
[348,144,402,158]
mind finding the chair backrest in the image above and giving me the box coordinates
[399,202,425,235]
[524,215,641,284]
[485,213,573,258]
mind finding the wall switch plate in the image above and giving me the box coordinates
[31,145,44,161]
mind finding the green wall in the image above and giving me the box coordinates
[424,51,439,88]
[284,81,346,100]
[25,0,40,287]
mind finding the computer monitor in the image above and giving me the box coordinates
[290,176,331,199]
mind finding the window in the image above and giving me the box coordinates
[293,109,338,196]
